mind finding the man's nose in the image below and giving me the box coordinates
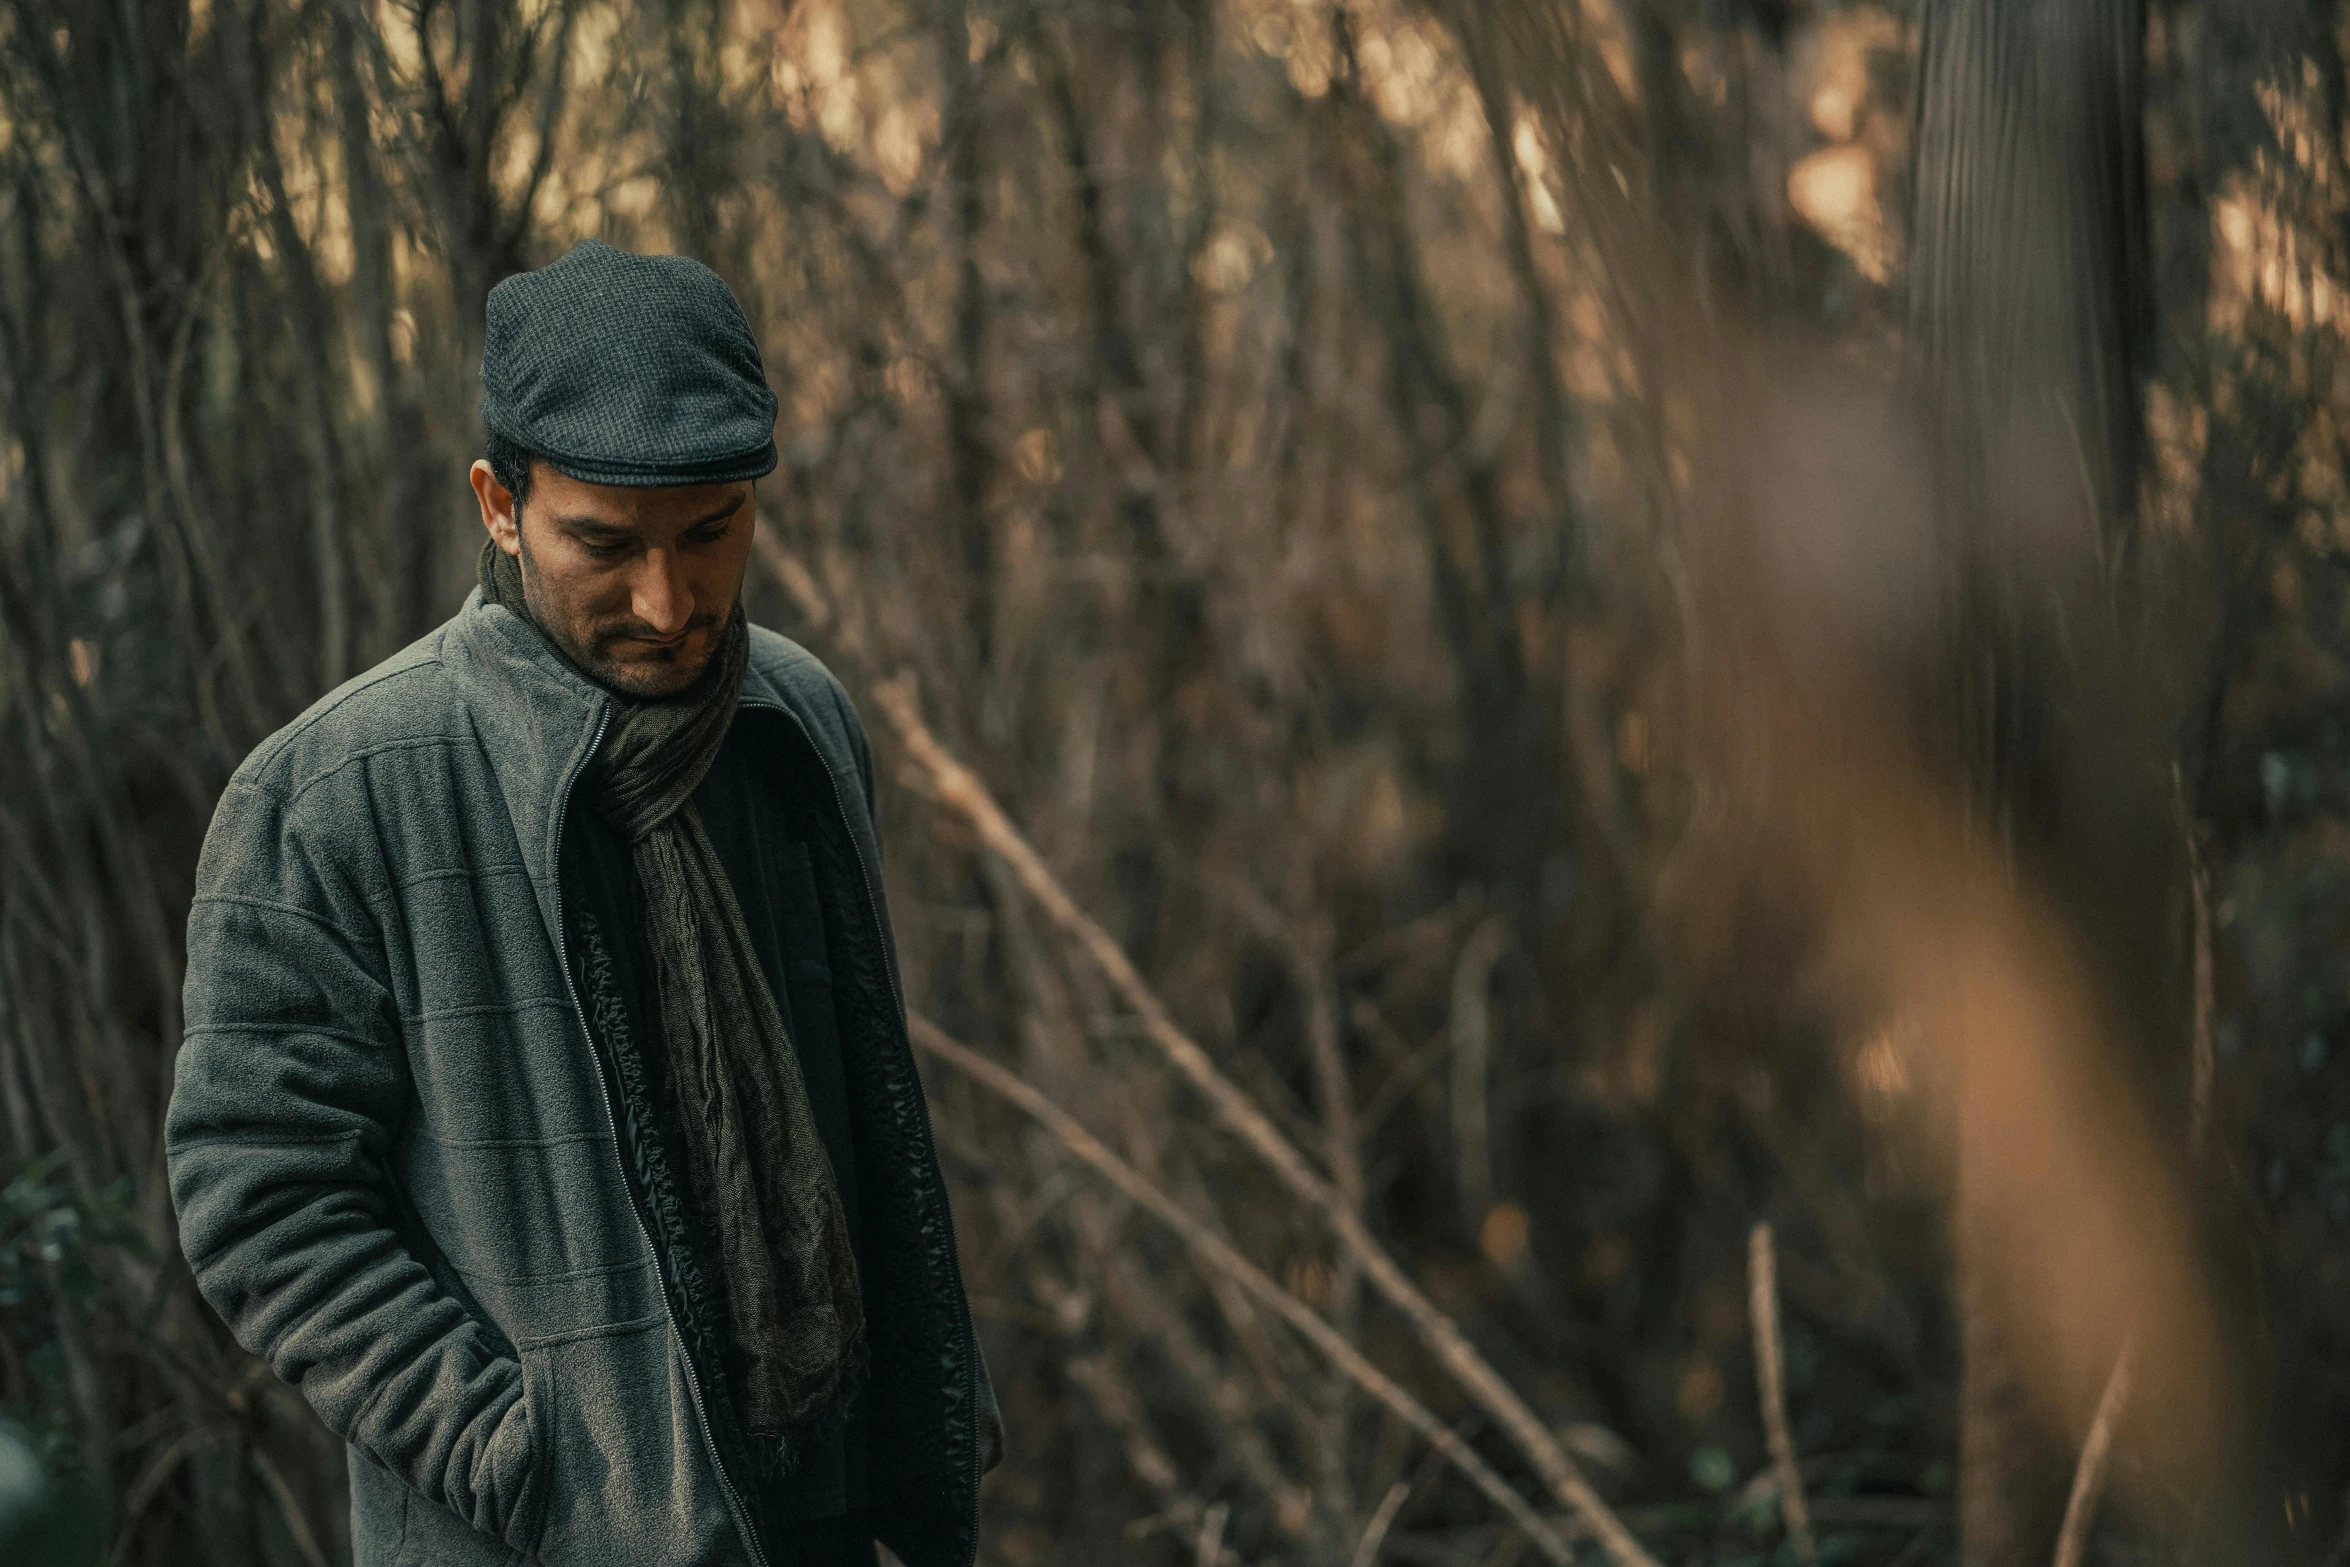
[630,550,693,637]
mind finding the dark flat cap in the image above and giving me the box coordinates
[481,239,778,486]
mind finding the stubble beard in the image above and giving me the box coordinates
[514,533,720,701]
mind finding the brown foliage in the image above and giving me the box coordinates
[0,1,2345,1564]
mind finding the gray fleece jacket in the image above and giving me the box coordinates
[166,590,992,1567]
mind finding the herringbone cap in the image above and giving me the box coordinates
[481,239,779,486]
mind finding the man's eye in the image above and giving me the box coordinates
[583,541,631,560]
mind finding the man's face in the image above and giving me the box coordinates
[470,458,756,700]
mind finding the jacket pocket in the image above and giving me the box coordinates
[387,1463,525,1567]
[516,1318,738,1565]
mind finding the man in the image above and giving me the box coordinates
[166,239,1000,1567]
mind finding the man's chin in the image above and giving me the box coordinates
[589,646,714,700]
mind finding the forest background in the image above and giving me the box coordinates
[1,0,2347,1564]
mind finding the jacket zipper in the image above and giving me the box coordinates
[550,699,775,1567]
[753,698,984,1567]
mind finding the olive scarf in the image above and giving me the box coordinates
[482,540,864,1433]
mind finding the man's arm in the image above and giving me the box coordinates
[167,774,542,1545]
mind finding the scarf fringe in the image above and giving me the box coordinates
[745,1335,872,1486]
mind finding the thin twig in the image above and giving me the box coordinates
[1226,881,1367,1522]
[106,1423,231,1567]
[1224,885,1365,1218]
[908,1014,1578,1566]
[1063,1349,1181,1495]
[876,675,1660,1567]
[1354,1481,1413,1567]
[250,1447,332,1567]
[1197,1501,1230,1567]
[1451,916,1509,1230]
[2052,1333,2136,1567]
[1748,1223,1817,1564]
[752,517,840,637]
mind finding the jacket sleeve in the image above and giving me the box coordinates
[167,774,542,1547]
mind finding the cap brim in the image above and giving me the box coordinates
[518,436,780,489]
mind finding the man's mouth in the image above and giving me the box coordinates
[610,629,694,654]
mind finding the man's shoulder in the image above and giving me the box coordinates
[229,622,471,808]
[743,621,839,695]
[743,623,861,736]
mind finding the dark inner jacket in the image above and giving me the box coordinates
[558,716,901,1561]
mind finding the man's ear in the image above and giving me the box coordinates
[469,460,522,556]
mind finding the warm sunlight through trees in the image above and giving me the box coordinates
[1,1,2346,1563]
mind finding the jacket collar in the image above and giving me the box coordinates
[439,588,616,945]
[438,588,826,942]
